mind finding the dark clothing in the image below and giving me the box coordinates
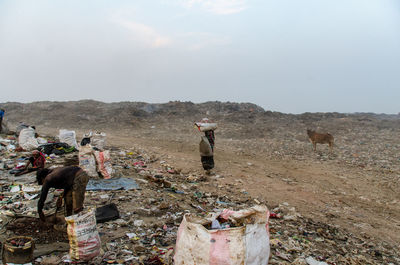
[204,130,215,151]
[0,109,4,133]
[38,166,85,215]
[81,137,91,146]
[64,170,89,216]
[201,130,215,171]
[201,155,214,170]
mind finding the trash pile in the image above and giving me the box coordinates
[1,125,399,265]
[8,236,31,247]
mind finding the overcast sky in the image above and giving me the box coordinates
[0,0,399,114]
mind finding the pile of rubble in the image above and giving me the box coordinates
[0,128,399,265]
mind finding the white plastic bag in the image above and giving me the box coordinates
[59,129,78,149]
[18,127,39,150]
[174,205,270,265]
[91,132,106,150]
[94,150,113,179]
[65,208,101,261]
[37,137,48,145]
[195,118,217,132]
[79,145,98,177]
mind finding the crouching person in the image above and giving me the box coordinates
[37,166,89,222]
[15,150,46,176]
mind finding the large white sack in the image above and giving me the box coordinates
[195,122,217,132]
[65,208,101,261]
[59,129,78,149]
[18,127,39,150]
[91,132,106,150]
[174,205,270,265]
[79,145,98,177]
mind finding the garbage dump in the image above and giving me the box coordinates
[0,126,399,265]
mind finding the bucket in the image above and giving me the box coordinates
[2,236,34,264]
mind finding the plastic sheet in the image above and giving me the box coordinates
[86,177,139,191]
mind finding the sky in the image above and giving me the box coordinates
[0,0,399,114]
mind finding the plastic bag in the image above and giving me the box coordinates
[37,137,48,145]
[59,129,78,149]
[18,127,39,150]
[65,208,101,261]
[1,120,10,134]
[79,145,98,177]
[199,136,213,156]
[94,150,113,179]
[195,118,217,132]
[16,123,29,136]
[91,132,106,150]
[174,205,270,265]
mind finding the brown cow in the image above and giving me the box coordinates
[307,129,334,152]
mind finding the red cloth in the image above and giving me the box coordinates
[33,152,46,168]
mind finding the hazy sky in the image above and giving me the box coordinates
[1,0,399,114]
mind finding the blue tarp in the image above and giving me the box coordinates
[86,177,140,191]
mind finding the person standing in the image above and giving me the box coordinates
[0,108,5,133]
[196,118,217,174]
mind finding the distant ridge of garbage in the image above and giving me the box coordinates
[1,100,399,134]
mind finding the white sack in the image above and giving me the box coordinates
[174,205,270,265]
[65,208,101,261]
[18,127,39,150]
[91,132,106,150]
[59,129,78,149]
[79,145,98,177]
[195,122,217,132]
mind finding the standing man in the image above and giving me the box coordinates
[36,166,89,221]
[0,108,5,133]
[15,150,46,176]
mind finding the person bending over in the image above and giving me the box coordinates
[36,166,89,222]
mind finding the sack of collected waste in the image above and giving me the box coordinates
[79,145,98,177]
[59,129,78,149]
[195,118,217,132]
[1,120,10,134]
[18,127,39,150]
[174,205,270,265]
[94,150,113,179]
[16,123,29,136]
[65,208,101,261]
[91,132,106,150]
[199,136,213,156]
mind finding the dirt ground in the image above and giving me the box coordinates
[105,130,400,248]
[6,217,68,244]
